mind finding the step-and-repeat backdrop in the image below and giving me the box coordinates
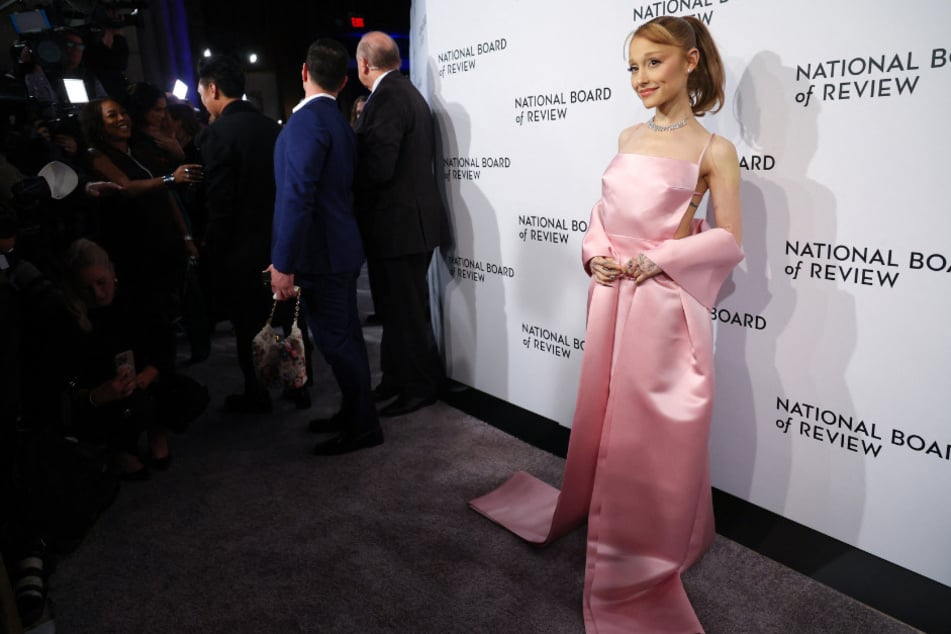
[410,0,951,587]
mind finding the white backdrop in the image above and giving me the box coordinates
[410,0,951,587]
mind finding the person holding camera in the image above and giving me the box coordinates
[46,30,107,109]
[83,8,131,100]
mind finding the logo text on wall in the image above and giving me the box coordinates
[783,240,950,288]
[514,88,612,126]
[436,38,508,77]
[517,215,588,246]
[712,306,766,330]
[445,254,516,283]
[520,323,584,359]
[793,48,950,108]
[443,156,511,181]
[632,0,732,26]
[775,397,950,463]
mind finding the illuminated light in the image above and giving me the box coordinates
[172,79,188,100]
[248,53,258,64]
[203,48,212,58]
[63,78,89,103]
[351,16,365,28]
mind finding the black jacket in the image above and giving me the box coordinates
[355,72,450,258]
[198,100,281,279]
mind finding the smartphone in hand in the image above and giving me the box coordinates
[114,350,135,378]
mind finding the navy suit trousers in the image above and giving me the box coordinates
[299,272,377,433]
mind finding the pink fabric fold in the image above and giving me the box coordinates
[582,199,612,275]
[644,222,744,310]
[471,153,744,633]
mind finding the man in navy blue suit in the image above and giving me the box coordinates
[267,39,382,455]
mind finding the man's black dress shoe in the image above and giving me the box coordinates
[308,412,345,433]
[313,426,384,455]
[379,394,437,417]
[373,383,401,403]
[223,392,272,414]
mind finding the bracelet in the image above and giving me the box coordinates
[162,174,175,187]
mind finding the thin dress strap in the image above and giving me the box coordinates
[690,133,716,197]
[696,132,715,166]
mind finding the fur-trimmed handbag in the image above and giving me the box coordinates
[251,293,307,390]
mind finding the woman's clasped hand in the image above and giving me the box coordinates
[589,253,663,286]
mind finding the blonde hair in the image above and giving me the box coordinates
[633,16,725,116]
[64,238,113,332]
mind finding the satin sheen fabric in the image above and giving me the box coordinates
[470,147,744,633]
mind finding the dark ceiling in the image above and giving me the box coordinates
[191,0,411,115]
[192,0,410,68]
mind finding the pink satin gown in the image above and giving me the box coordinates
[470,135,744,633]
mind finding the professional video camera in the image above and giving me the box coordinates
[8,0,146,68]
[5,1,143,121]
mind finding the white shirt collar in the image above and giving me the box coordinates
[292,92,335,113]
[371,70,395,94]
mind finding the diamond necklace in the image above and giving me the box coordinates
[646,116,691,132]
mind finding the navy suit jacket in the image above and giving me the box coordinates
[272,95,364,280]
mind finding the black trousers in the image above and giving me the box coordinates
[216,274,272,395]
[299,272,377,433]
[367,252,444,398]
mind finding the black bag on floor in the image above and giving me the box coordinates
[152,373,209,433]
[14,431,121,556]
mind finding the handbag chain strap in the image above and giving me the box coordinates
[266,290,302,327]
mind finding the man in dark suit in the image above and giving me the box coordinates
[267,39,383,455]
[354,31,450,417]
[197,55,281,413]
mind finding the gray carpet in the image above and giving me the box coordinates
[45,316,918,634]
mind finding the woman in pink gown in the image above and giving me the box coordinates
[470,16,744,633]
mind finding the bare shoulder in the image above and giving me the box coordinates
[87,148,113,170]
[698,134,739,183]
[706,134,739,169]
[617,124,641,151]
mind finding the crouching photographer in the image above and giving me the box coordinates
[0,216,117,630]
[61,238,208,480]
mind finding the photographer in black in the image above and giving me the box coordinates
[45,29,107,107]
[0,84,136,622]
[83,6,131,100]
[0,206,120,630]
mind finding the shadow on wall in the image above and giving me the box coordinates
[426,58,509,398]
[712,49,864,549]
